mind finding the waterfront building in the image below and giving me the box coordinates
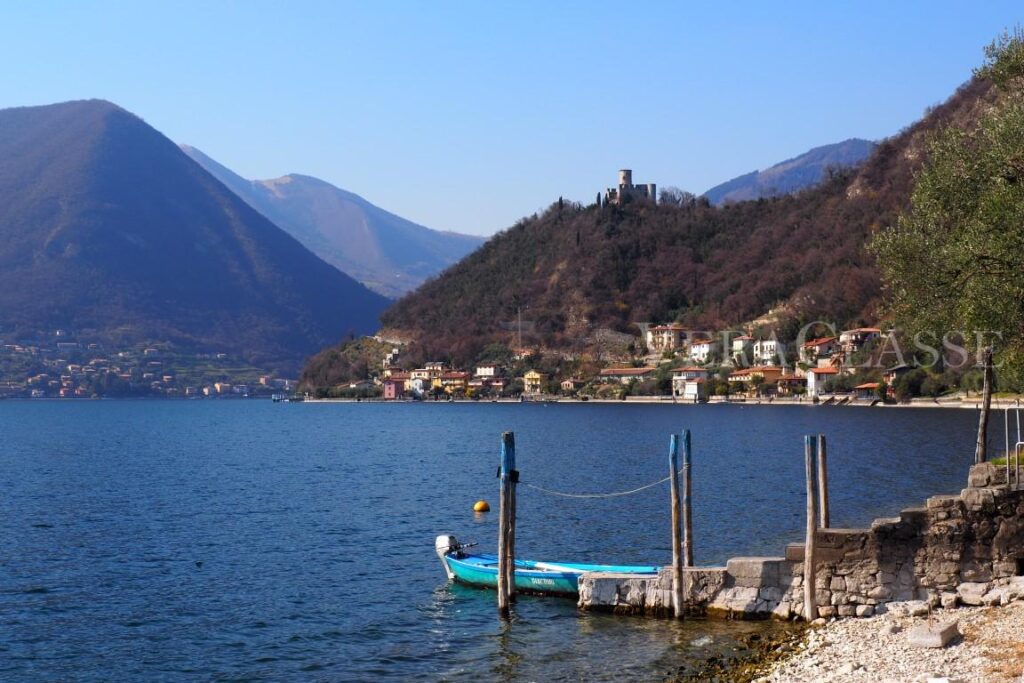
[776,371,807,396]
[728,366,784,394]
[671,366,709,398]
[806,367,840,398]
[854,382,880,400]
[523,370,547,395]
[437,371,470,394]
[384,373,410,400]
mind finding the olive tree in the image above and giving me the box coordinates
[871,31,1024,461]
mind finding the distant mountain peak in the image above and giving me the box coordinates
[703,138,877,205]
[181,145,484,298]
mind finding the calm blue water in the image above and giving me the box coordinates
[0,401,987,681]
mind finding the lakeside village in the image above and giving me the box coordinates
[0,330,297,399]
[331,323,993,404]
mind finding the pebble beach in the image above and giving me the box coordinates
[755,602,1024,683]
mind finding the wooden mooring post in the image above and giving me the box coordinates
[816,433,829,529]
[682,429,693,567]
[497,431,517,618]
[803,435,818,622]
[669,433,684,618]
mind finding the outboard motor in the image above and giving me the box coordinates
[435,535,459,580]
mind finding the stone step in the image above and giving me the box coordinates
[871,516,902,531]
[899,507,929,524]
[926,494,961,510]
[725,556,788,587]
[785,543,804,562]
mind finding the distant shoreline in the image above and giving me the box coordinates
[302,395,1023,410]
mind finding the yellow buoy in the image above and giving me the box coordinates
[473,500,490,512]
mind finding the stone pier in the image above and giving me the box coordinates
[578,463,1024,620]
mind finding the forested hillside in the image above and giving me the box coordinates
[364,78,993,369]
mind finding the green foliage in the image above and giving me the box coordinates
[476,343,514,366]
[299,337,391,389]
[655,365,674,395]
[892,368,927,401]
[920,374,948,398]
[872,34,1024,384]
[976,28,1024,91]
[824,374,857,393]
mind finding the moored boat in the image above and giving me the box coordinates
[435,535,659,596]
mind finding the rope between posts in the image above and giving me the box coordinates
[520,466,685,499]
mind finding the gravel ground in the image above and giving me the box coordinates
[756,602,1024,683]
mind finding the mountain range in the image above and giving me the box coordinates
[181,146,484,298]
[702,138,877,205]
[342,77,994,373]
[0,99,389,370]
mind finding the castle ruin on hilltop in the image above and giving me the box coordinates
[601,169,657,206]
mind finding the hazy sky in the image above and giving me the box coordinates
[1,1,1021,235]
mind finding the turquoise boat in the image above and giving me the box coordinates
[435,535,660,596]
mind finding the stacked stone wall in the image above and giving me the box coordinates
[578,463,1024,620]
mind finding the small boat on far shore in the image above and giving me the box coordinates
[435,535,659,596]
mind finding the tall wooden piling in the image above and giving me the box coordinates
[506,440,517,603]
[816,434,830,529]
[1016,400,1021,489]
[975,346,993,464]
[668,434,684,618]
[682,429,693,567]
[497,431,517,618]
[803,435,818,622]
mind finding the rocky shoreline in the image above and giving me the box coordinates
[753,601,1024,683]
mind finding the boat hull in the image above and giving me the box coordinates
[442,552,659,596]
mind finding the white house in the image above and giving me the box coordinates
[731,335,754,363]
[806,367,839,399]
[689,338,713,364]
[671,366,709,401]
[409,377,429,396]
[753,338,785,366]
[474,364,501,378]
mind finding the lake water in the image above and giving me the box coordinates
[0,401,989,681]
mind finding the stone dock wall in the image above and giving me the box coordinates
[578,463,1024,620]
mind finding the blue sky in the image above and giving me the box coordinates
[1,1,1021,235]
